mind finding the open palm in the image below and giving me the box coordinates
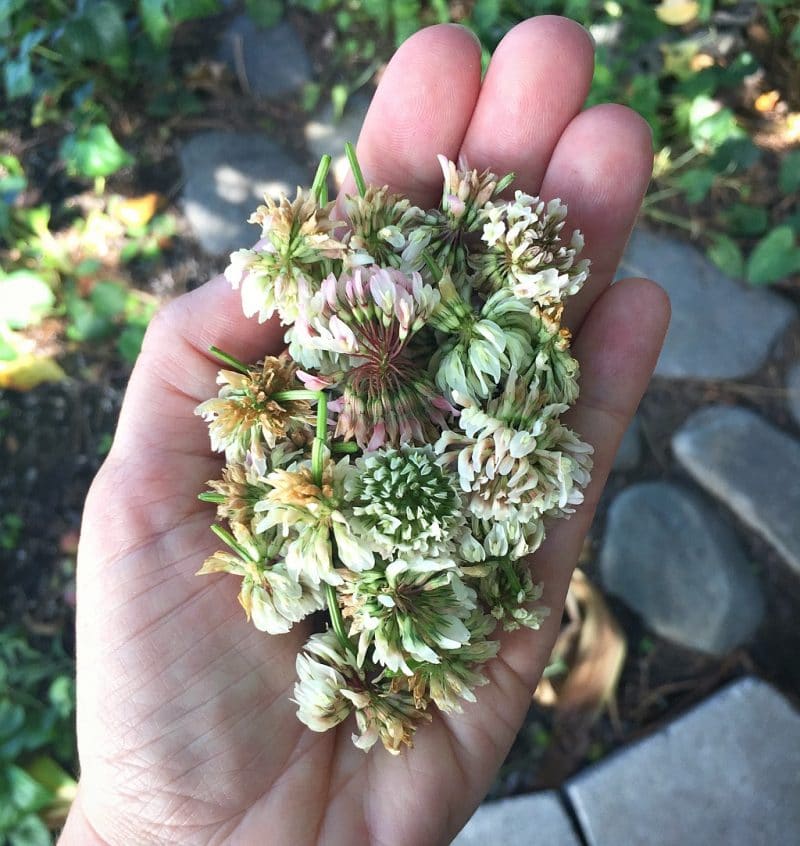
[61,17,669,846]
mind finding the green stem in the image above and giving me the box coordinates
[209,345,250,374]
[311,154,332,203]
[422,250,443,282]
[502,557,523,597]
[326,583,352,654]
[211,524,251,560]
[345,141,367,197]
[198,492,226,504]
[642,206,696,232]
[311,392,328,483]
[331,442,358,453]
[273,389,325,402]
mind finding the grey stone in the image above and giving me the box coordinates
[612,416,642,472]
[672,405,800,575]
[218,16,312,99]
[451,791,579,846]
[305,92,372,188]
[788,363,800,428]
[180,132,307,255]
[566,677,800,846]
[599,481,763,655]
[618,228,794,379]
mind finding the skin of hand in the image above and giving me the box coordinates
[59,16,670,846]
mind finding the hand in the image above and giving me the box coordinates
[61,17,669,846]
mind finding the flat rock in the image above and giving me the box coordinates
[180,132,307,255]
[305,92,372,188]
[452,791,579,845]
[566,677,800,846]
[612,416,642,472]
[618,228,794,379]
[672,405,800,575]
[218,16,312,99]
[599,481,763,654]
[788,363,800,427]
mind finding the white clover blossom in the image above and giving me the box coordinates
[197,523,323,634]
[294,630,428,754]
[344,445,463,558]
[194,355,313,463]
[342,565,477,675]
[435,367,593,524]
[225,189,345,324]
[478,191,590,313]
[255,457,373,586]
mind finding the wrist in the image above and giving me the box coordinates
[58,790,107,846]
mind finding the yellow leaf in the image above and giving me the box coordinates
[113,193,161,228]
[655,0,700,26]
[0,354,67,390]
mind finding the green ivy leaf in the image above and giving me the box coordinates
[3,55,33,100]
[6,765,53,814]
[139,0,172,48]
[778,150,800,196]
[746,226,800,285]
[7,811,52,846]
[60,125,133,179]
[707,234,744,278]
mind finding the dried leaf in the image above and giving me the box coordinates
[655,0,699,26]
[113,193,161,228]
[0,354,67,390]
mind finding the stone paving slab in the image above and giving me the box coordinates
[305,92,372,188]
[451,791,579,845]
[672,405,800,575]
[787,362,800,428]
[618,228,794,379]
[218,16,312,99]
[599,481,764,655]
[566,677,800,846]
[180,132,308,255]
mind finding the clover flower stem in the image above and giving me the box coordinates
[198,492,226,504]
[311,154,332,203]
[211,524,251,560]
[501,557,524,597]
[422,250,444,282]
[331,442,359,454]
[208,346,250,374]
[345,142,367,197]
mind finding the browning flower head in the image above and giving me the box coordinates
[344,445,463,558]
[195,354,313,462]
[341,564,477,675]
[343,185,427,270]
[225,189,345,324]
[197,523,323,634]
[296,266,451,449]
[477,191,590,316]
[255,456,374,585]
[294,630,429,755]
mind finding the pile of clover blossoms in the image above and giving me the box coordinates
[195,146,593,755]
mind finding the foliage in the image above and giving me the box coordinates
[0,628,77,845]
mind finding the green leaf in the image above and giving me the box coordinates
[169,0,222,22]
[0,273,55,329]
[676,167,716,204]
[91,0,130,71]
[47,676,74,721]
[0,701,26,741]
[707,234,744,278]
[59,125,133,179]
[245,0,283,28]
[688,96,744,153]
[0,155,26,203]
[90,281,127,318]
[117,323,147,363]
[778,150,800,195]
[3,55,33,100]
[140,0,172,47]
[746,226,800,285]
[8,812,52,846]
[7,765,52,814]
[723,204,769,238]
[471,0,501,30]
